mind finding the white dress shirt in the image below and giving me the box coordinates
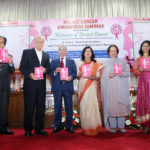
[54,56,66,76]
[35,48,42,65]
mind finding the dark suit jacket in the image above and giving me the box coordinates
[19,48,51,90]
[0,63,15,90]
[50,58,77,94]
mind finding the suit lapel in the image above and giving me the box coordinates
[41,51,45,66]
[58,58,61,67]
[66,58,69,67]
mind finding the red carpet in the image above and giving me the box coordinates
[0,128,150,150]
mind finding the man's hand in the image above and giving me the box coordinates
[55,67,60,74]
[66,76,72,81]
[42,67,46,73]
[8,55,13,64]
[30,73,36,80]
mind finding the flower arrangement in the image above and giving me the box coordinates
[125,94,143,129]
[62,105,80,128]
[15,79,23,92]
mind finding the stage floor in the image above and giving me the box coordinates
[0,128,150,150]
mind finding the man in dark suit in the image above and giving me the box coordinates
[19,36,51,137]
[0,36,15,135]
[50,45,77,133]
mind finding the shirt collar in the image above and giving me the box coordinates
[35,48,42,54]
[60,56,66,61]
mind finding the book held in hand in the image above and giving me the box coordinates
[141,58,150,69]
[82,64,91,77]
[60,67,68,80]
[34,66,44,80]
[0,49,9,63]
[113,64,122,75]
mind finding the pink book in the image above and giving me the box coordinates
[0,49,2,63]
[60,67,68,80]
[82,64,91,77]
[2,49,9,63]
[141,58,150,69]
[34,67,44,80]
[113,64,122,75]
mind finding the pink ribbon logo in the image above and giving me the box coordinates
[111,24,122,40]
[40,26,52,40]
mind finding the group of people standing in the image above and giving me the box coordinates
[0,35,150,137]
[78,45,130,135]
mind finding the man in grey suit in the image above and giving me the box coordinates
[0,36,15,135]
[50,45,77,133]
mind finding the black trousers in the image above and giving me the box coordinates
[23,88,46,132]
[0,90,9,131]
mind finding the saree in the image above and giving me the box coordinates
[78,61,103,135]
[134,57,150,124]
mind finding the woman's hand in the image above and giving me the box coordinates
[77,72,82,80]
[139,67,144,72]
[145,69,150,72]
[109,73,115,78]
[119,74,123,77]
[89,75,99,80]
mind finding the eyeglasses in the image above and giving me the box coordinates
[35,40,44,44]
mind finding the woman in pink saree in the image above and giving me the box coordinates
[134,40,150,134]
[77,46,103,135]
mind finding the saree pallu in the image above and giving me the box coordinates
[78,61,103,135]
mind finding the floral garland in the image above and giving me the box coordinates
[62,105,80,128]
[125,94,143,129]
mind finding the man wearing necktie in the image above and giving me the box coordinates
[19,36,51,137]
[50,45,77,133]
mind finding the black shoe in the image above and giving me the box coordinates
[25,131,32,137]
[35,130,48,135]
[66,127,74,133]
[52,127,62,133]
[5,130,14,135]
[0,130,14,135]
[0,129,14,135]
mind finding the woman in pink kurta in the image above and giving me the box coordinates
[134,40,150,134]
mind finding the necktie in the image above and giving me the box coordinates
[60,57,64,68]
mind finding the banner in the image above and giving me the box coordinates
[0,17,150,68]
